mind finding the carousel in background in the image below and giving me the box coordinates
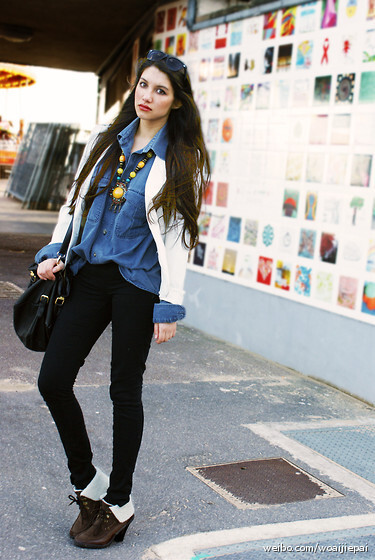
[0,63,34,178]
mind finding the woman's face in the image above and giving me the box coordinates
[135,65,180,128]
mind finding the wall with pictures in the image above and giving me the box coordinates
[153,1,375,402]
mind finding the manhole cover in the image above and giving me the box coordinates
[0,281,23,299]
[187,458,342,509]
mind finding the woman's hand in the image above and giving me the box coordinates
[154,322,177,344]
[37,258,65,281]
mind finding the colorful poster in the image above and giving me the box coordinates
[299,2,318,33]
[363,30,375,62]
[211,214,227,239]
[315,271,334,302]
[155,10,165,33]
[216,182,229,207]
[263,47,274,73]
[198,213,211,236]
[228,53,241,78]
[281,8,296,36]
[227,217,242,243]
[335,74,355,103]
[263,12,277,40]
[167,7,177,31]
[359,72,375,103]
[305,192,318,221]
[165,36,175,55]
[240,84,254,109]
[337,276,358,309]
[257,256,273,285]
[222,248,237,275]
[243,219,258,246]
[296,40,313,69]
[193,242,206,266]
[362,282,375,315]
[314,75,332,104]
[275,260,291,290]
[277,44,293,71]
[295,266,312,296]
[298,229,316,258]
[320,232,338,263]
[176,34,186,56]
[282,189,299,218]
[321,0,338,29]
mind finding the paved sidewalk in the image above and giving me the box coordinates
[1,186,375,560]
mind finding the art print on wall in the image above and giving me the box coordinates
[295,265,312,296]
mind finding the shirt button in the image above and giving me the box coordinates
[103,229,107,235]
[93,253,97,257]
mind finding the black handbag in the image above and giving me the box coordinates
[13,220,73,352]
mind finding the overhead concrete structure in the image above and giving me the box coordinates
[0,1,168,74]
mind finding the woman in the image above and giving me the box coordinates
[35,50,210,549]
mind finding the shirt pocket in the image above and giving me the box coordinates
[115,189,147,239]
[86,179,109,223]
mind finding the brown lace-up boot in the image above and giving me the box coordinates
[74,500,134,548]
[68,492,101,539]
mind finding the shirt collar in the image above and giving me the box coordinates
[117,117,168,161]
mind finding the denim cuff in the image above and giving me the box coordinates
[35,243,62,263]
[153,301,186,323]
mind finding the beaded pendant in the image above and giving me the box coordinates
[109,150,154,212]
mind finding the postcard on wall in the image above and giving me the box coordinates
[176,33,186,56]
[240,84,255,109]
[298,228,316,259]
[337,276,358,310]
[256,82,271,109]
[320,232,338,264]
[285,152,304,181]
[207,118,219,143]
[335,74,355,103]
[282,189,299,218]
[199,58,210,82]
[222,248,237,275]
[230,21,243,46]
[222,118,234,143]
[193,242,206,266]
[257,256,273,285]
[203,181,214,206]
[313,75,332,105]
[227,217,242,243]
[277,44,293,71]
[206,245,223,272]
[293,78,310,107]
[366,239,375,272]
[305,191,318,221]
[198,213,211,237]
[309,114,329,144]
[242,219,258,246]
[274,79,290,108]
[189,31,199,53]
[362,282,375,316]
[263,12,277,40]
[359,71,375,103]
[215,23,229,49]
[296,40,314,70]
[341,34,357,66]
[165,36,175,55]
[213,56,226,80]
[275,260,291,291]
[263,46,274,74]
[279,226,298,254]
[350,154,372,187]
[306,153,325,183]
[228,53,241,78]
[331,113,351,144]
[155,10,165,33]
[341,237,362,265]
[210,214,227,240]
[326,153,347,185]
[367,0,375,20]
[224,86,238,111]
[281,7,296,37]
[299,2,319,33]
[216,182,229,207]
[217,150,231,175]
[320,196,342,225]
[315,270,334,302]
[363,30,375,63]
[321,0,338,29]
[345,196,365,228]
[237,252,254,281]
[167,7,177,31]
[178,5,187,27]
[295,265,312,296]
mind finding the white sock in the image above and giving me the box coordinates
[80,467,109,501]
[103,497,134,523]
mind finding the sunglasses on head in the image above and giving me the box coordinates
[146,50,187,76]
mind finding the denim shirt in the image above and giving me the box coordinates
[35,118,185,324]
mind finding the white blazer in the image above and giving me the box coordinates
[49,127,189,305]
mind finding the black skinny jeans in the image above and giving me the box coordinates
[38,262,157,506]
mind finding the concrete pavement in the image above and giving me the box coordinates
[1,181,375,560]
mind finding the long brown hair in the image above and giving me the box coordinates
[70,56,210,249]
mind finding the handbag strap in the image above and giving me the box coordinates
[56,218,73,262]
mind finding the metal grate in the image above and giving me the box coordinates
[284,425,375,484]
[187,457,342,509]
[0,281,23,299]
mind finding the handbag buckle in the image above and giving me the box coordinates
[40,295,49,303]
[55,296,65,306]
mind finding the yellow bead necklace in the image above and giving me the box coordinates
[109,150,154,212]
